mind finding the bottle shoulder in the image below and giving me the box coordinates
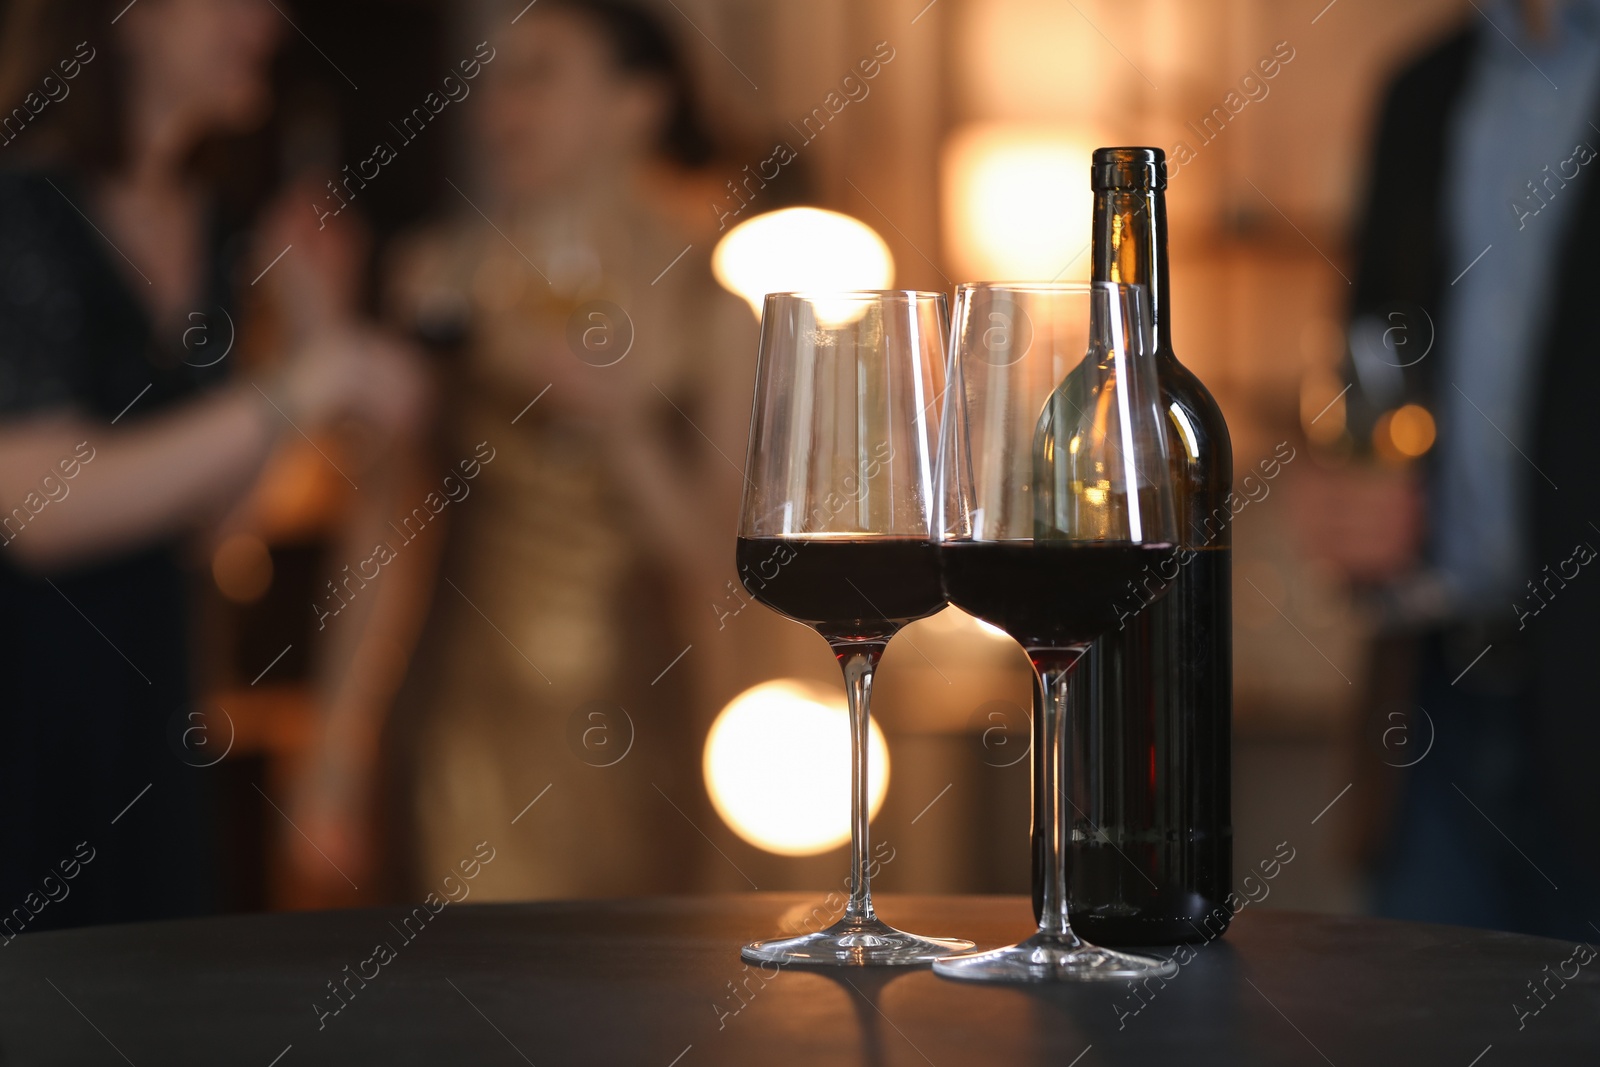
[1160,352,1233,481]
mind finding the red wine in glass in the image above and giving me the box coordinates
[940,541,1177,651]
[735,536,945,643]
[932,280,1180,983]
[736,290,973,967]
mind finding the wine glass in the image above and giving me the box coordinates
[933,281,1180,982]
[737,291,975,966]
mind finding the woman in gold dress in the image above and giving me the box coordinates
[379,0,761,900]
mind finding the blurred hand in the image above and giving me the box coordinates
[284,747,374,900]
[255,175,371,337]
[1289,461,1425,584]
[276,325,432,445]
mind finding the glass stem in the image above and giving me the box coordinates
[835,642,884,926]
[1033,649,1087,940]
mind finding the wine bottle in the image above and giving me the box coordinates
[1031,147,1235,945]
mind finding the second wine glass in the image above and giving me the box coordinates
[737,291,973,966]
[934,281,1180,982]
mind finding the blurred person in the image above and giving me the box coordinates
[1309,0,1600,937]
[0,0,426,929]
[377,0,758,901]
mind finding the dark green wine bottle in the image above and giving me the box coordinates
[1031,147,1235,945]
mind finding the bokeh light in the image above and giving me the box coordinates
[703,679,890,857]
[941,123,1099,281]
[1385,403,1436,458]
[212,534,274,604]
[711,207,895,321]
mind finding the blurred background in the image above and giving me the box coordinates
[0,0,1549,931]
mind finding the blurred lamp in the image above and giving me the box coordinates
[942,123,1099,281]
[703,679,889,857]
[711,207,895,321]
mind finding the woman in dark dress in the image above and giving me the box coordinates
[0,0,423,932]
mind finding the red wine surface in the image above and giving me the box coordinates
[940,540,1177,651]
[735,537,945,643]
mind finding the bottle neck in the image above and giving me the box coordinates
[1091,187,1173,353]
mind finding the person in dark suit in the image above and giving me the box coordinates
[1324,0,1600,938]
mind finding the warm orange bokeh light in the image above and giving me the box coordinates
[941,123,1100,282]
[703,679,889,856]
[1377,403,1436,460]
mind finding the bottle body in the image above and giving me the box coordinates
[1066,358,1233,945]
[1031,148,1235,945]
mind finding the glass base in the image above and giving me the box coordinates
[932,930,1178,983]
[742,915,974,967]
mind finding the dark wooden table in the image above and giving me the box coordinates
[1,894,1595,1065]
